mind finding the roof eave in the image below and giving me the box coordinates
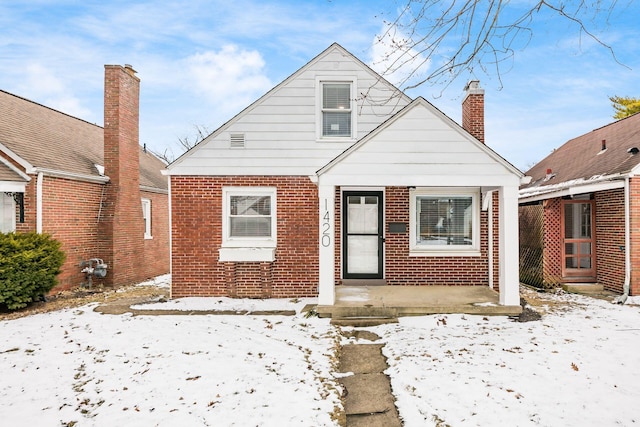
[519,173,627,203]
[34,167,110,184]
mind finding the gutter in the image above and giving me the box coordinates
[34,167,110,184]
[615,176,631,304]
[519,174,625,204]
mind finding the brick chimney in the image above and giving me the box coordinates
[462,80,485,143]
[100,64,144,286]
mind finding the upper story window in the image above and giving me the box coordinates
[318,80,355,140]
[409,188,480,256]
[141,198,152,239]
[222,187,277,248]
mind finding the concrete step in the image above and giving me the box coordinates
[331,317,399,327]
[562,283,604,294]
[341,279,387,286]
[330,306,398,319]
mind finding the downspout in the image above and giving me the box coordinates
[36,172,43,233]
[615,176,631,303]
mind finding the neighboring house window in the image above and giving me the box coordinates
[319,81,354,139]
[222,187,277,248]
[0,193,15,233]
[409,188,480,256]
[141,198,152,239]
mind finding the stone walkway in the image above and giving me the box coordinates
[338,330,402,427]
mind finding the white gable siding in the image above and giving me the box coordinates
[169,46,410,176]
[319,103,520,187]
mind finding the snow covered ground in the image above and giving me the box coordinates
[1,277,640,427]
[0,279,341,427]
[371,290,640,427]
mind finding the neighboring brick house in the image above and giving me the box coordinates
[519,112,640,299]
[166,43,524,308]
[0,65,169,291]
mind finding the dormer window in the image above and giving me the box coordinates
[318,80,354,139]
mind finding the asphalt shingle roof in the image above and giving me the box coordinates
[521,112,640,191]
[0,89,167,190]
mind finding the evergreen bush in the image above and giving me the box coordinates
[0,232,66,310]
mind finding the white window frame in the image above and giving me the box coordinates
[0,193,16,233]
[409,187,481,257]
[141,198,152,239]
[222,187,277,247]
[316,77,357,141]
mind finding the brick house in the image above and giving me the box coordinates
[0,65,169,291]
[519,112,640,300]
[166,43,524,308]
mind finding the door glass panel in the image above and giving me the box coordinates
[565,257,578,269]
[580,257,592,269]
[347,236,378,274]
[580,242,591,255]
[565,243,576,255]
[565,203,591,238]
[581,205,591,238]
[348,197,378,234]
[364,196,378,205]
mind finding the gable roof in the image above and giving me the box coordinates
[167,42,412,171]
[317,97,522,181]
[0,89,167,190]
[520,112,640,199]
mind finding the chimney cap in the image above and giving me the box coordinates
[124,64,137,76]
[464,80,484,94]
[463,80,484,103]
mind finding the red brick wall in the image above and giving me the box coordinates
[170,176,319,298]
[334,187,342,283]
[141,190,170,280]
[492,191,500,291]
[542,198,562,284]
[15,175,103,290]
[383,187,490,286]
[629,178,640,295]
[595,189,625,293]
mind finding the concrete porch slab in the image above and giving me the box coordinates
[317,285,522,317]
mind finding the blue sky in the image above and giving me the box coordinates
[1,0,638,171]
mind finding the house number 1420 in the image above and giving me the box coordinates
[321,199,331,247]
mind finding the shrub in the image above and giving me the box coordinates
[0,232,66,310]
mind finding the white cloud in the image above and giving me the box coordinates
[22,63,92,118]
[185,45,272,114]
[369,23,430,88]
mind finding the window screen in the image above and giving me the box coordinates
[416,195,473,246]
[229,195,272,237]
[322,83,351,137]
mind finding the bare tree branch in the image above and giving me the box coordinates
[149,124,210,164]
[373,0,629,94]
